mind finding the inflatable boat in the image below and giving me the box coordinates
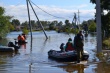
[0,46,15,52]
[48,50,89,62]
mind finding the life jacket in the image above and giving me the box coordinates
[66,43,74,51]
[20,35,25,41]
[22,34,26,40]
[18,35,21,40]
[23,35,26,40]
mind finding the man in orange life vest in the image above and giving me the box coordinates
[17,34,25,43]
[22,33,26,40]
[65,38,74,51]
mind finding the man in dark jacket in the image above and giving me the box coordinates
[74,31,84,63]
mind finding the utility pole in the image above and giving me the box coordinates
[96,0,102,53]
[28,0,48,39]
[26,0,33,52]
[78,10,80,25]
[74,13,77,26]
[78,10,80,29]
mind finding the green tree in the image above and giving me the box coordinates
[21,21,29,29]
[49,22,55,30]
[9,24,15,31]
[90,0,110,10]
[57,21,63,26]
[22,28,29,35]
[65,20,69,26]
[82,21,88,32]
[90,0,110,37]
[88,21,96,32]
[30,20,37,29]
[101,12,110,37]
[40,21,49,27]
[0,6,12,39]
[11,19,20,27]
[63,20,73,33]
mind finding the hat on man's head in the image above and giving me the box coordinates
[79,30,82,33]
[68,38,72,41]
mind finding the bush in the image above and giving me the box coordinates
[71,28,79,34]
[103,38,110,48]
[22,28,29,35]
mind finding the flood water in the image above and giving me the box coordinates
[0,31,109,73]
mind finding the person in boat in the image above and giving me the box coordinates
[22,33,26,40]
[65,38,74,52]
[18,34,21,43]
[60,43,65,52]
[17,34,25,43]
[73,30,84,63]
[8,42,20,51]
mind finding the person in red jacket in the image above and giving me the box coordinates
[65,38,74,51]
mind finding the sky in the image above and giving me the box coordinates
[0,0,95,24]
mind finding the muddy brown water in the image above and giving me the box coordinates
[0,31,109,73]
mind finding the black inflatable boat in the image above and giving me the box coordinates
[48,50,89,62]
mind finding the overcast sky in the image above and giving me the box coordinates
[0,0,95,23]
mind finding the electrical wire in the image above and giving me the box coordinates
[30,0,72,19]
[15,0,25,6]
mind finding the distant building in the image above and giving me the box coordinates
[15,25,24,31]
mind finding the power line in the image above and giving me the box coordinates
[15,0,25,6]
[28,0,48,39]
[30,0,71,19]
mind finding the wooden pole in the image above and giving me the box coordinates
[96,0,102,53]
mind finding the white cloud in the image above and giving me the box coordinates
[1,4,95,23]
[77,4,88,9]
[66,4,88,9]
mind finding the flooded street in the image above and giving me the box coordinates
[0,31,109,73]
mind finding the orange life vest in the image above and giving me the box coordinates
[21,36,25,41]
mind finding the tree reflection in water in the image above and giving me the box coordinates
[56,62,88,73]
[94,62,110,73]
